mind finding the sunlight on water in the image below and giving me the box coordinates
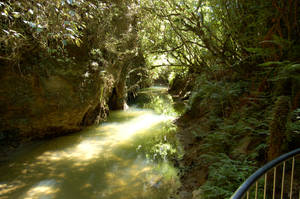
[22,180,57,199]
[36,109,174,163]
[106,111,174,141]
[0,87,181,199]
[0,183,24,197]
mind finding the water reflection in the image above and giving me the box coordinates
[22,180,58,199]
[36,109,173,165]
[0,87,180,199]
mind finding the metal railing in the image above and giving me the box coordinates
[231,148,300,199]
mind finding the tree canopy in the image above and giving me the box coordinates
[139,0,299,74]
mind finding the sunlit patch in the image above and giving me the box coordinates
[22,179,58,199]
[139,86,168,93]
[0,182,24,196]
[111,113,174,141]
[80,183,92,190]
[36,110,174,164]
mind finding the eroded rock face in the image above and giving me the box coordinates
[0,59,114,144]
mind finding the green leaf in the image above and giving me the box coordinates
[12,12,21,18]
[258,61,285,67]
[75,38,82,47]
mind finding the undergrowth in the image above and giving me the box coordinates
[199,153,256,199]
[180,60,300,199]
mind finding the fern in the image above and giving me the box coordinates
[197,153,256,199]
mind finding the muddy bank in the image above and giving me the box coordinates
[174,117,208,199]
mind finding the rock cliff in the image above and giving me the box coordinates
[0,0,141,149]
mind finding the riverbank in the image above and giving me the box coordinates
[171,75,300,199]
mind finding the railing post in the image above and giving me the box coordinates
[273,166,276,199]
[290,157,295,199]
[264,173,267,199]
[281,161,285,199]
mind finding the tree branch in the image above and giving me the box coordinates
[150,64,184,69]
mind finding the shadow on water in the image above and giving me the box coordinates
[0,87,182,199]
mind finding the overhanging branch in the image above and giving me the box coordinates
[150,64,185,69]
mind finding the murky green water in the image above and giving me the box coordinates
[0,87,182,199]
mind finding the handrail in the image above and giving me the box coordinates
[231,148,300,199]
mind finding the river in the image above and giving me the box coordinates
[0,87,183,199]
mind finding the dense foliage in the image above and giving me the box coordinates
[138,0,300,198]
[140,0,299,69]
[0,0,138,63]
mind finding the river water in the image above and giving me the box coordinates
[0,87,183,199]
